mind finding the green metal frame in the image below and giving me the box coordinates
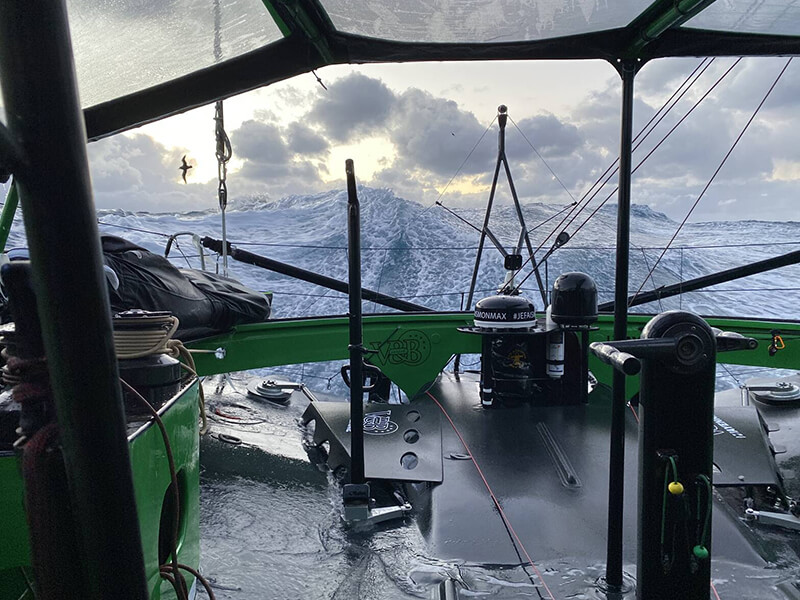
[0,181,18,253]
[625,0,718,56]
[259,0,335,63]
[188,312,799,397]
[190,312,479,397]
[0,380,201,599]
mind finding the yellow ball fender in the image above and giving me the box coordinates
[668,481,684,496]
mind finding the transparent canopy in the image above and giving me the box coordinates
[685,0,800,37]
[320,0,653,43]
[0,0,790,136]
[67,0,282,107]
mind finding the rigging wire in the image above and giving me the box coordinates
[638,247,664,312]
[93,218,800,251]
[97,220,171,238]
[511,57,744,294]
[562,58,738,242]
[370,249,389,313]
[172,239,193,269]
[533,58,713,255]
[507,58,718,291]
[561,57,716,235]
[630,57,794,306]
[421,115,498,215]
[265,285,800,303]
[509,116,576,203]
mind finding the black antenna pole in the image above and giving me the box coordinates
[464,107,504,316]
[345,159,366,486]
[605,59,637,592]
[502,144,547,305]
[463,105,548,311]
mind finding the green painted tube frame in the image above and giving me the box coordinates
[188,312,800,397]
[0,181,19,253]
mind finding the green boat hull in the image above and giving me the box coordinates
[0,380,201,599]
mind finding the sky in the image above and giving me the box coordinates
[9,56,800,222]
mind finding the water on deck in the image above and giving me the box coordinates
[197,372,800,599]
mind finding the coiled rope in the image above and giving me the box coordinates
[113,313,208,434]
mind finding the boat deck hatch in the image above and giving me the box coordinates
[712,405,783,487]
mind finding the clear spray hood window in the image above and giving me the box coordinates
[67,0,283,108]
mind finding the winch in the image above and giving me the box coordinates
[114,309,182,416]
[467,294,541,408]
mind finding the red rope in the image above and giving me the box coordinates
[711,581,722,600]
[426,391,557,600]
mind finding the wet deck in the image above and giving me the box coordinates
[199,370,800,598]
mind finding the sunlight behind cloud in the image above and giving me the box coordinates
[325,136,396,183]
[770,159,800,182]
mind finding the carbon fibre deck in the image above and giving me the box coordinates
[405,371,766,567]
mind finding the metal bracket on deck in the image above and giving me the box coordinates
[364,503,412,525]
[745,508,800,532]
[342,482,412,524]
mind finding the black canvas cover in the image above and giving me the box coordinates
[101,235,270,340]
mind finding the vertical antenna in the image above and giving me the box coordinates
[456,105,547,374]
[345,159,366,486]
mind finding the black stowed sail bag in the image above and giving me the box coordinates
[101,235,270,340]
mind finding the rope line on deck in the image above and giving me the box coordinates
[426,390,556,600]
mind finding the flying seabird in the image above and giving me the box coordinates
[179,155,193,183]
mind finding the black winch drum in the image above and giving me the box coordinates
[471,295,539,407]
[113,309,182,415]
[119,354,181,414]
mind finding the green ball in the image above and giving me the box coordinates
[693,545,709,560]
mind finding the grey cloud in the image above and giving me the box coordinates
[287,122,330,155]
[233,159,327,199]
[85,65,798,222]
[310,73,395,142]
[389,88,492,176]
[637,57,710,98]
[567,64,785,216]
[233,120,289,165]
[371,165,438,206]
[631,96,778,184]
[508,114,582,158]
[229,120,329,195]
[720,58,800,114]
